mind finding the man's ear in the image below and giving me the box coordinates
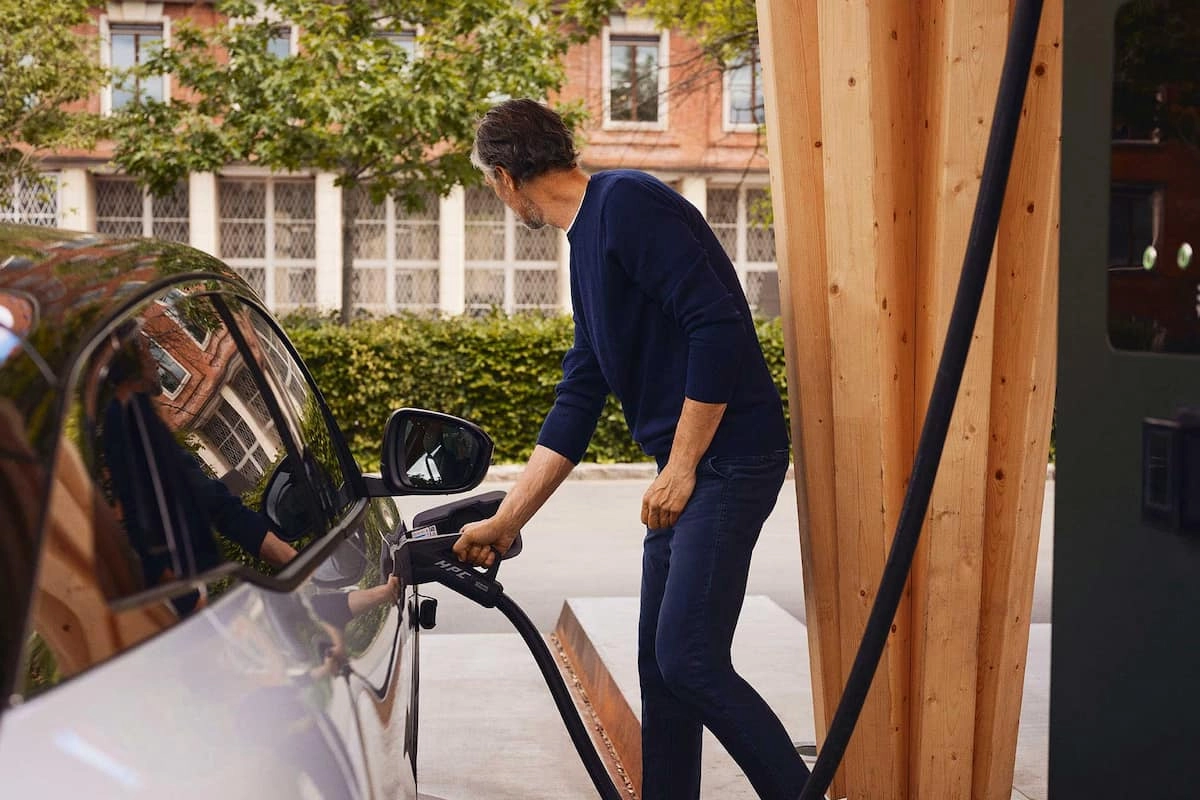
[493,165,516,192]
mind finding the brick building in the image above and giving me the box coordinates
[2,2,780,319]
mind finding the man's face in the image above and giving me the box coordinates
[486,170,546,231]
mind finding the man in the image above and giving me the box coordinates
[101,321,297,614]
[453,99,809,800]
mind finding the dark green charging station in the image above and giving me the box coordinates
[1056,2,1200,796]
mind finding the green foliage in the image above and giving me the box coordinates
[20,633,60,699]
[638,0,758,68]
[0,0,106,206]
[282,312,794,467]
[107,0,617,322]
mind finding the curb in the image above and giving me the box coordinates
[485,462,661,482]
[486,462,1056,482]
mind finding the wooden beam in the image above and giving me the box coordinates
[973,2,1062,797]
[756,0,843,783]
[817,0,919,794]
[908,0,1009,797]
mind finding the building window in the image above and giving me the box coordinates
[218,177,317,311]
[96,177,189,243]
[109,24,164,111]
[199,397,271,485]
[377,29,417,58]
[147,336,188,399]
[725,47,765,129]
[464,186,560,314]
[0,175,59,226]
[605,25,668,128]
[267,25,292,58]
[156,289,211,348]
[1109,185,1162,269]
[707,185,779,317]
[231,366,273,426]
[350,185,440,313]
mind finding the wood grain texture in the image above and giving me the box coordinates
[973,2,1061,797]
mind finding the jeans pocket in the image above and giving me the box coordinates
[704,450,789,481]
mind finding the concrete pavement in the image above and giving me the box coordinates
[396,472,1055,633]
[410,471,1056,799]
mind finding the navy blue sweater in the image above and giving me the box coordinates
[536,170,788,463]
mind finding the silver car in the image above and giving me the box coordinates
[0,225,493,798]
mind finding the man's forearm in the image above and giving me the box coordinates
[494,444,575,531]
[666,398,728,473]
[260,531,298,567]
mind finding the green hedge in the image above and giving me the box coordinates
[282,312,792,468]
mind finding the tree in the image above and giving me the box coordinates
[639,0,760,115]
[0,0,105,209]
[638,0,771,223]
[108,0,616,323]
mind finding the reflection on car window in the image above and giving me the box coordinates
[25,288,317,696]
[229,299,355,523]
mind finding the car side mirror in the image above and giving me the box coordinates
[379,408,493,495]
[261,454,318,543]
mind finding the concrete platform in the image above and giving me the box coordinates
[417,601,1049,799]
[556,596,1050,800]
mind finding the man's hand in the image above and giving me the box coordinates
[453,517,520,568]
[641,464,697,530]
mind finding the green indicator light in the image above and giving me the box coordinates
[1178,243,1193,270]
[1143,245,1158,271]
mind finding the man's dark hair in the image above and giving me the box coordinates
[471,99,578,186]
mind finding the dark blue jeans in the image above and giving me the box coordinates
[640,450,809,800]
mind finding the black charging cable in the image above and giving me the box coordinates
[796,1,1046,797]
[494,592,627,800]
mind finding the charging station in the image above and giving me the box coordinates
[1054,3,1200,797]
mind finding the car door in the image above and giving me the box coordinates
[222,294,419,799]
[0,280,395,799]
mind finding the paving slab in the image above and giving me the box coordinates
[416,633,598,800]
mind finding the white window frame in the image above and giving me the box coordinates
[352,190,440,314]
[723,47,765,133]
[156,289,211,350]
[602,17,669,132]
[146,335,189,400]
[100,15,171,116]
[196,394,274,483]
[464,187,561,314]
[266,24,298,58]
[227,2,299,55]
[0,174,60,226]
[216,174,318,312]
[95,175,190,242]
[706,180,777,295]
[375,25,419,56]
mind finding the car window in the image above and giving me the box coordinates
[221,299,397,659]
[226,298,357,524]
[22,286,324,697]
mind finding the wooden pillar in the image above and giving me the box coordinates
[908,1,1007,797]
[760,0,918,795]
[972,3,1061,798]
[757,0,1061,797]
[754,0,841,787]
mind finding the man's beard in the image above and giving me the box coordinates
[517,196,546,230]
